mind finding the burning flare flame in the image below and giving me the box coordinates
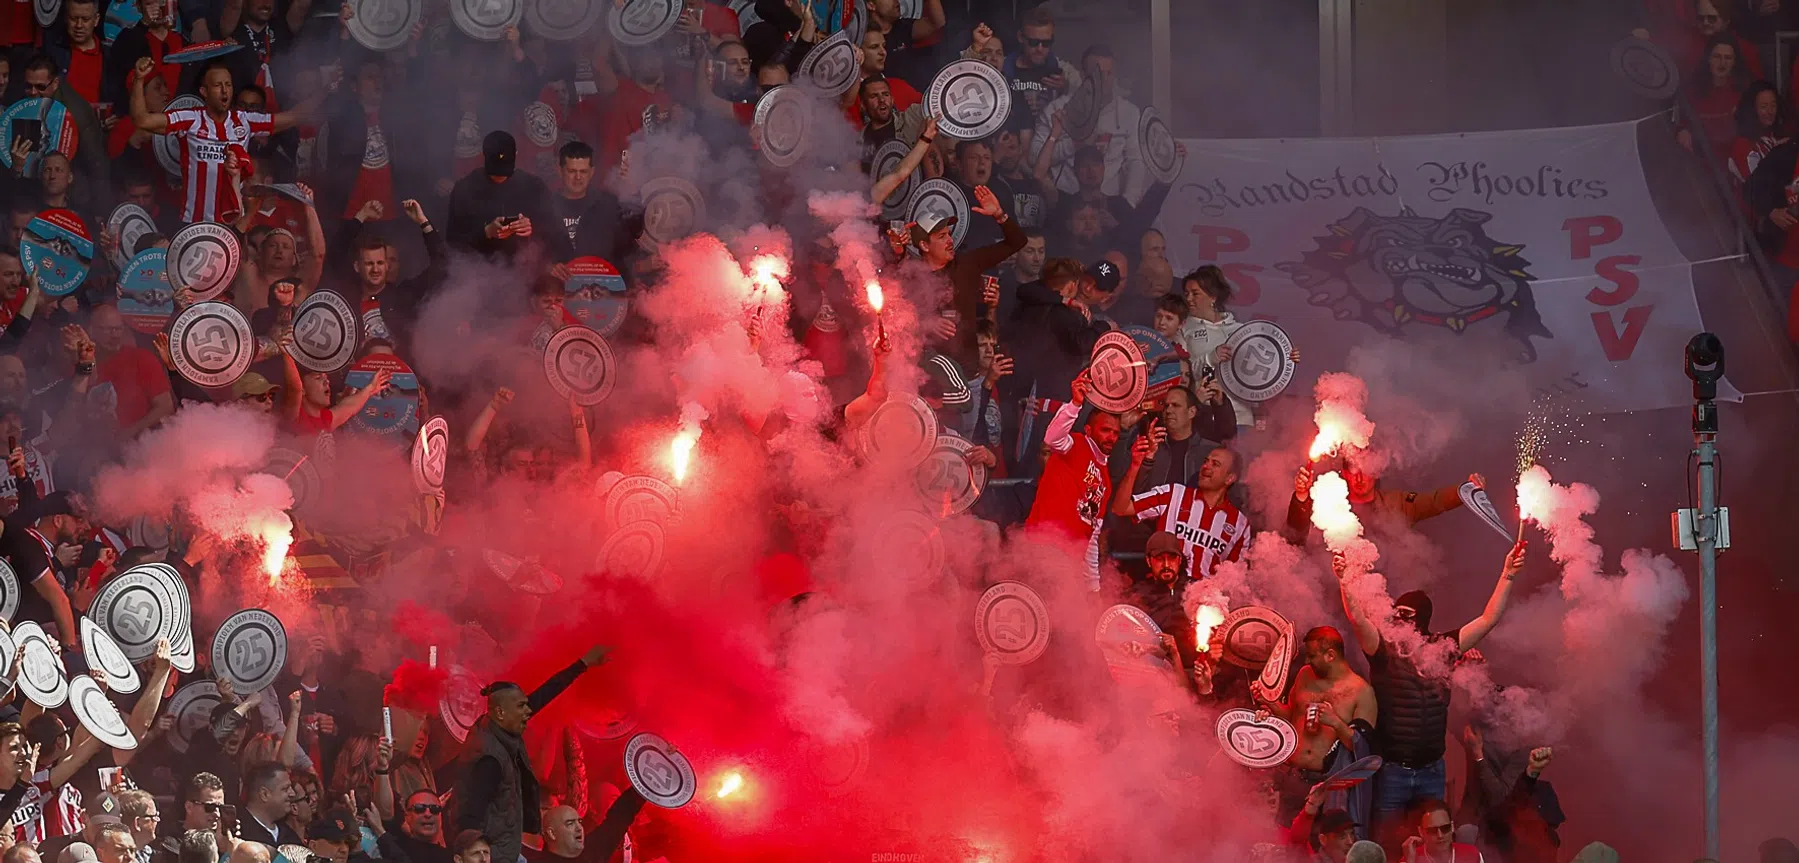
[670,430,699,485]
[258,524,292,583]
[747,254,789,301]
[1193,605,1226,652]
[715,771,744,799]
[1516,464,1554,526]
[865,279,884,313]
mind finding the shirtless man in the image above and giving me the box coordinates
[1259,626,1377,838]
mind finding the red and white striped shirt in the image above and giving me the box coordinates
[8,771,83,844]
[164,107,273,222]
[1130,483,1251,579]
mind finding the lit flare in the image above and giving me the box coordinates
[1193,604,1226,652]
[747,254,789,301]
[1309,471,1363,549]
[258,524,292,583]
[865,279,884,313]
[715,771,744,799]
[670,430,700,485]
[1516,464,1554,526]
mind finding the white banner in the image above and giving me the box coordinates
[1153,119,1738,412]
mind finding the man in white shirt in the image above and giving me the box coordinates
[1030,44,1146,203]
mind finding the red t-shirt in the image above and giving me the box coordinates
[597,80,672,172]
[889,77,923,111]
[0,2,37,48]
[250,197,312,255]
[144,30,188,95]
[97,346,172,428]
[67,43,104,106]
[290,406,334,436]
[1025,401,1110,549]
[342,110,396,219]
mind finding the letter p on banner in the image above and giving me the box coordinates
[1191,225,1250,261]
[1563,215,1622,260]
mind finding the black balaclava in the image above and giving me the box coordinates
[1394,590,1434,634]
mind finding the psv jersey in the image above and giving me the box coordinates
[1026,401,1110,589]
[1130,482,1250,579]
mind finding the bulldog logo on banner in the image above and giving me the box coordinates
[1154,120,1738,412]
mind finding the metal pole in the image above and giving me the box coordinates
[1694,423,1721,860]
[1150,0,1170,117]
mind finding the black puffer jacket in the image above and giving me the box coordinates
[1367,637,1453,766]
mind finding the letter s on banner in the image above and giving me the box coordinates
[1585,255,1641,306]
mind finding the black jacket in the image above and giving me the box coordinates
[447,169,557,259]
[1005,279,1105,402]
[331,218,449,364]
[1747,138,1799,255]
[453,660,589,852]
[547,190,637,265]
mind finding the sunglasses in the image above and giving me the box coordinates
[202,803,224,813]
[408,804,443,814]
[1024,37,1053,47]
[1424,822,1454,836]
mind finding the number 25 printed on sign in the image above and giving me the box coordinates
[231,634,271,669]
[190,322,235,365]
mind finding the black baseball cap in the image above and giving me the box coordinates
[1087,259,1121,293]
[483,131,516,178]
[307,809,359,843]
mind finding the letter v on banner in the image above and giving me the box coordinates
[1591,305,1655,361]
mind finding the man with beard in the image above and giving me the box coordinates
[447,133,554,260]
[1333,540,1525,842]
[378,791,449,863]
[1025,369,1119,591]
[1002,8,1080,131]
[1113,432,1246,581]
[857,29,920,111]
[857,74,930,155]
[0,490,85,647]
[1122,530,1207,687]
[1253,627,1378,837]
[452,645,612,863]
